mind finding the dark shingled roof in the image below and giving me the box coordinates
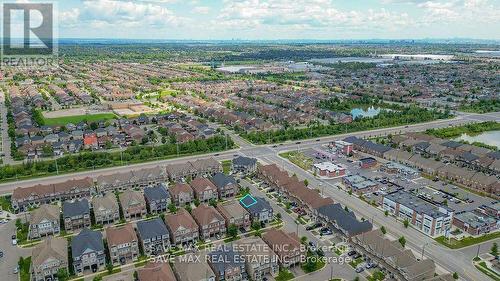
[233,156,257,167]
[316,203,372,236]
[211,172,237,189]
[136,218,169,240]
[240,196,272,214]
[63,198,89,218]
[441,140,463,149]
[71,228,103,259]
[144,183,170,202]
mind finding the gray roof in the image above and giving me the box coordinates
[316,203,372,236]
[71,228,103,259]
[454,211,496,228]
[63,198,89,218]
[136,218,169,240]
[441,140,462,149]
[144,183,170,202]
[487,151,500,160]
[208,245,245,275]
[233,156,257,167]
[458,151,479,162]
[385,191,452,218]
[211,173,237,189]
[240,196,272,214]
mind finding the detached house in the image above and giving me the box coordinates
[217,201,251,231]
[232,156,257,174]
[144,183,171,214]
[136,218,170,256]
[169,183,194,206]
[138,262,177,281]
[29,204,60,240]
[31,237,68,281]
[106,224,139,266]
[63,199,91,232]
[190,177,218,202]
[71,229,106,275]
[211,173,239,198]
[262,229,304,268]
[119,190,147,219]
[164,209,199,246]
[92,193,120,225]
[192,204,226,240]
[240,195,274,225]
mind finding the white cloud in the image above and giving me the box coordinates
[216,0,413,30]
[192,6,211,14]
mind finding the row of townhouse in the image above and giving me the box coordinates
[257,163,372,237]
[346,136,500,198]
[393,132,500,175]
[12,158,221,212]
[352,229,455,281]
[169,173,239,205]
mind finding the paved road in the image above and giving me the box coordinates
[0,221,31,281]
[240,179,358,281]
[256,153,495,281]
[0,111,498,280]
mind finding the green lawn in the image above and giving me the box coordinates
[349,257,364,268]
[221,160,232,175]
[475,262,500,281]
[367,271,386,281]
[43,113,117,126]
[275,270,295,281]
[301,252,326,273]
[19,257,31,281]
[0,195,13,212]
[435,232,500,249]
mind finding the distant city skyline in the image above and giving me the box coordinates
[8,0,500,40]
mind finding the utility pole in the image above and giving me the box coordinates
[476,244,481,258]
[55,158,59,175]
[421,242,429,260]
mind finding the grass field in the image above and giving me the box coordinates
[435,232,500,249]
[43,113,118,126]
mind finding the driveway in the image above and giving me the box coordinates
[0,220,31,281]
[240,178,358,281]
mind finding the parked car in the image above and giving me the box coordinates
[348,250,357,256]
[320,228,333,235]
[308,241,317,251]
[13,266,19,274]
[355,267,364,273]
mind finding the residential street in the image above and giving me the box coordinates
[256,153,495,281]
[240,178,359,281]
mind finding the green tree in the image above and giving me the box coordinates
[168,203,177,214]
[384,210,389,216]
[106,262,114,274]
[452,272,459,279]
[491,242,498,257]
[56,268,69,281]
[194,198,201,207]
[403,219,409,228]
[209,198,218,207]
[228,224,238,238]
[398,236,406,248]
[380,226,386,234]
[304,179,309,186]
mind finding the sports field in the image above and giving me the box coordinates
[43,113,117,126]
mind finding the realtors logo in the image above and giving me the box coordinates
[1,2,57,67]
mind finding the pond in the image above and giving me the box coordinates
[454,130,500,149]
[351,107,382,119]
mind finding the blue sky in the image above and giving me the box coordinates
[30,0,500,39]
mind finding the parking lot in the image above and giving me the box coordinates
[299,144,496,215]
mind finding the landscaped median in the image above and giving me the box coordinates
[473,256,500,281]
[434,232,500,249]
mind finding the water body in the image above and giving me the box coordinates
[351,107,382,119]
[310,57,389,64]
[454,131,500,148]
